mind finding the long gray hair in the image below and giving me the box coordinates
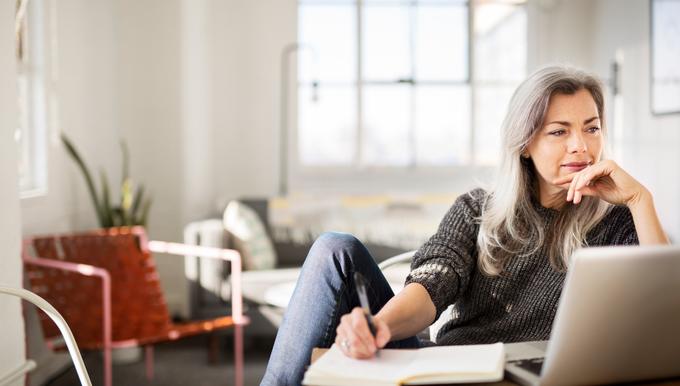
[477,66,611,275]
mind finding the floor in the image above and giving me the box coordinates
[46,335,275,386]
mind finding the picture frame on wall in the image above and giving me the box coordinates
[650,0,680,115]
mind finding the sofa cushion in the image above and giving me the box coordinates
[223,200,277,270]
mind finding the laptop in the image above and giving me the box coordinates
[505,245,680,385]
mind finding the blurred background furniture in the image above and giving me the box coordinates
[0,285,92,386]
[184,196,432,338]
[23,227,248,386]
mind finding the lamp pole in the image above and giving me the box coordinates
[279,43,318,197]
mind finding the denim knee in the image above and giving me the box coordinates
[303,232,368,272]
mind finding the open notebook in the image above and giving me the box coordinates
[302,342,505,386]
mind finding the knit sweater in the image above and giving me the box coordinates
[405,188,639,346]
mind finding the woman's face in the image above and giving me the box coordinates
[525,88,604,206]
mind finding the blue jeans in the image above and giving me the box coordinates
[260,232,422,386]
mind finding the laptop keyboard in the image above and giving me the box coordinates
[510,358,544,375]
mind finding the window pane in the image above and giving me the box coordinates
[475,3,526,82]
[415,4,468,81]
[474,85,515,165]
[363,5,410,81]
[415,85,470,165]
[362,85,411,166]
[299,4,357,83]
[298,85,356,165]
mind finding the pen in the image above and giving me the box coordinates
[353,272,379,354]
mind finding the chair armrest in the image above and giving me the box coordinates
[0,286,92,386]
[378,250,416,270]
[145,240,247,325]
[22,254,113,386]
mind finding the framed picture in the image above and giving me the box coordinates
[650,0,680,115]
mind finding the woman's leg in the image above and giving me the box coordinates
[260,232,419,386]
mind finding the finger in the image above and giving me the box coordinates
[552,173,577,185]
[350,308,377,353]
[574,185,598,199]
[373,318,391,348]
[337,319,373,358]
[567,172,581,202]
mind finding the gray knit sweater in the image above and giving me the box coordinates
[405,188,639,346]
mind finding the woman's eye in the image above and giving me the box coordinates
[587,126,601,133]
[549,129,566,136]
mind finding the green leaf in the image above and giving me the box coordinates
[120,140,130,183]
[100,170,114,227]
[131,185,145,221]
[61,134,106,227]
[139,198,152,227]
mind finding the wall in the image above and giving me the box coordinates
[591,0,680,240]
[212,0,296,202]
[0,1,26,385]
[21,0,121,236]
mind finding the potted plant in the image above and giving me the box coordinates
[61,133,152,228]
[62,134,153,363]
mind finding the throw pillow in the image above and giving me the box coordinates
[223,200,277,270]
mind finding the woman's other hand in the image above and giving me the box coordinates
[334,307,391,359]
[552,160,649,208]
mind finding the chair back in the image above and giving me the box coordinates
[24,227,172,348]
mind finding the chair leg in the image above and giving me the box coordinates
[234,324,244,386]
[103,345,112,386]
[208,333,219,364]
[145,345,154,380]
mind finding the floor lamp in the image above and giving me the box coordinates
[279,43,319,197]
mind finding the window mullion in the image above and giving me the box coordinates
[356,0,364,168]
[468,0,476,165]
[408,1,416,167]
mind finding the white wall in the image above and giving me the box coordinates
[21,0,121,236]
[1,1,26,385]
[212,0,296,202]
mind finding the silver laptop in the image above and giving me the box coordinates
[505,245,680,385]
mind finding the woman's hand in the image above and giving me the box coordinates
[334,307,391,359]
[552,160,648,207]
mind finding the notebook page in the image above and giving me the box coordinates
[403,343,504,378]
[307,344,418,382]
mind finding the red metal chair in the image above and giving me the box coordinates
[22,226,248,386]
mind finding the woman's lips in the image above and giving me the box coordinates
[561,162,590,172]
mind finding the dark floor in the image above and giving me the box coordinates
[47,335,275,386]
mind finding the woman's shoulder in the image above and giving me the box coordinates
[451,188,488,216]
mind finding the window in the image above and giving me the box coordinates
[16,0,49,197]
[296,0,526,171]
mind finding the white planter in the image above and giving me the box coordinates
[111,346,143,364]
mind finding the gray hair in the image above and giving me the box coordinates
[477,65,611,275]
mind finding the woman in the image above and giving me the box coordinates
[260,66,668,386]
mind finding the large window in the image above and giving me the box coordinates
[16,0,49,197]
[297,0,526,171]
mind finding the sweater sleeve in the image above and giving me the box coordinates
[405,189,484,319]
[607,205,639,246]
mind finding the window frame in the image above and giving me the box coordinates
[16,0,51,199]
[290,0,525,192]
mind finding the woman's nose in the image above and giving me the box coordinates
[567,132,587,153]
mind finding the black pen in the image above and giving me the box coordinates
[353,272,379,355]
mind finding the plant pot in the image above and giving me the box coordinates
[111,346,143,364]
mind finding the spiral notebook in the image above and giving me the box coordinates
[302,342,505,386]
